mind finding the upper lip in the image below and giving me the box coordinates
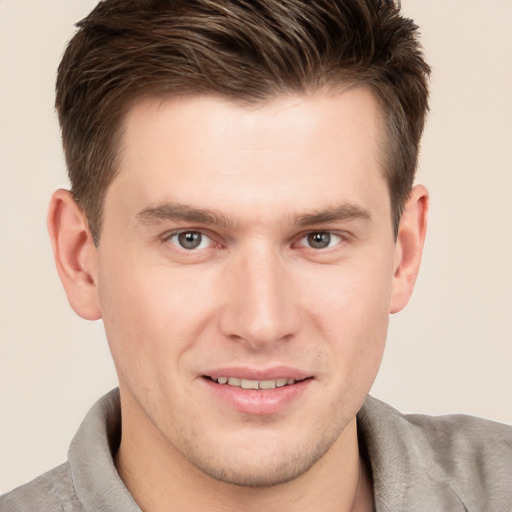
[203,366,311,381]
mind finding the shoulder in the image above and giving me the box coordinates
[405,406,512,467]
[358,396,512,511]
[0,463,82,512]
[407,407,512,491]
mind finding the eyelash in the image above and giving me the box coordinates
[164,230,216,251]
[163,229,346,252]
[295,232,343,250]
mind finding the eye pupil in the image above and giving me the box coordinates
[308,232,331,249]
[178,231,202,249]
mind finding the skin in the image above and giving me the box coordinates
[48,87,428,512]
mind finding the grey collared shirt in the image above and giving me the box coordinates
[1,389,511,511]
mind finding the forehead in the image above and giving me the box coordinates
[124,86,385,137]
[109,88,390,226]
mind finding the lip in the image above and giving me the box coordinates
[205,366,310,382]
[201,366,313,415]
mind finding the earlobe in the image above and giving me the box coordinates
[389,184,429,314]
[47,189,102,320]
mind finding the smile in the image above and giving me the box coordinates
[202,373,313,414]
[211,376,298,389]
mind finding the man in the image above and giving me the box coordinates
[1,0,510,511]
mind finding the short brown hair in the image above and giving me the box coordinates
[56,0,430,244]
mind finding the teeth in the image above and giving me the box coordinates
[259,380,277,390]
[241,379,259,389]
[227,377,241,386]
[215,377,297,389]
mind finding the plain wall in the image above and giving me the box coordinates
[1,0,511,493]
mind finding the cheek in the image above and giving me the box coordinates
[96,255,219,370]
[299,255,392,373]
[302,252,393,325]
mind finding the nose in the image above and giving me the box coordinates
[218,242,301,349]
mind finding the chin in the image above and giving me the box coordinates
[183,429,341,489]
[197,456,316,488]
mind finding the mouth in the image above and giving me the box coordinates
[203,375,308,390]
[201,367,313,414]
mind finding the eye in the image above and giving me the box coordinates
[167,231,213,250]
[300,231,342,249]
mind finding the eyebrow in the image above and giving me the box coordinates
[136,202,372,228]
[136,203,232,228]
[296,204,372,227]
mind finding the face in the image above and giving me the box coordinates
[95,88,398,486]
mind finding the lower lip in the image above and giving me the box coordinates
[202,378,312,415]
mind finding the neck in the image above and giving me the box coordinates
[115,392,374,512]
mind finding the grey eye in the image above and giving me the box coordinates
[177,231,203,249]
[307,232,332,249]
[166,230,215,251]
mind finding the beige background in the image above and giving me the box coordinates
[1,0,511,493]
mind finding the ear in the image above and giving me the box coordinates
[389,184,429,314]
[47,189,102,320]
